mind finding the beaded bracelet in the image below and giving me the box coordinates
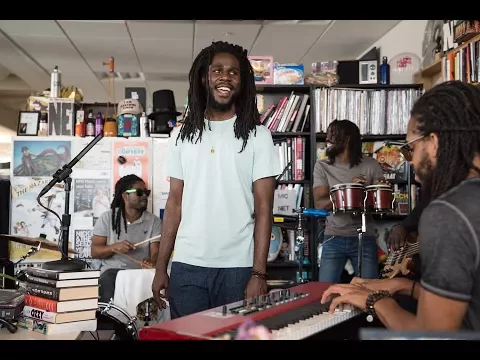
[251,269,268,280]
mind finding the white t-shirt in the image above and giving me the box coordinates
[164,115,281,268]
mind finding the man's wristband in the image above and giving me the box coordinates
[410,281,417,298]
[251,269,267,280]
[365,290,392,319]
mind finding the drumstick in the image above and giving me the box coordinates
[133,234,161,248]
[112,250,153,269]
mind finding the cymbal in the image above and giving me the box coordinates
[0,234,79,254]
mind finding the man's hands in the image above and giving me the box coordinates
[245,276,268,300]
[352,175,391,187]
[387,224,409,252]
[152,270,169,309]
[321,283,372,313]
[141,258,155,269]
[352,174,366,184]
[350,276,408,295]
[110,240,135,254]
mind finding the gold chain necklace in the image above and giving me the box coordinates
[206,119,233,154]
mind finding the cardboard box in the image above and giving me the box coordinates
[248,56,274,84]
[274,63,304,85]
[48,98,78,136]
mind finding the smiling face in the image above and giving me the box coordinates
[206,52,241,112]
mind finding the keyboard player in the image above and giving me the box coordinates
[321,81,480,332]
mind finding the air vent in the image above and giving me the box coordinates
[143,73,188,82]
[95,71,144,81]
[263,20,332,25]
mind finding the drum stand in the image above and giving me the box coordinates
[9,243,42,289]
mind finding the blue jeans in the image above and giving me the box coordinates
[168,261,252,319]
[318,235,378,283]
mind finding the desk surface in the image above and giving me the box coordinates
[0,327,81,340]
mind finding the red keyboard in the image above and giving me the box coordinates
[139,281,366,340]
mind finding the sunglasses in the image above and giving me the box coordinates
[398,135,425,162]
[124,188,151,197]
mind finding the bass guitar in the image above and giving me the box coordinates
[379,233,420,280]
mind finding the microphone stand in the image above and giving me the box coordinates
[356,210,367,278]
[292,207,307,284]
[41,132,104,272]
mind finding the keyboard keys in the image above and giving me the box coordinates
[212,301,360,340]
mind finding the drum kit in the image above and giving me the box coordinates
[329,182,395,277]
[0,234,80,287]
[0,235,159,340]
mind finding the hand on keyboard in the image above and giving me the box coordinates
[320,283,373,314]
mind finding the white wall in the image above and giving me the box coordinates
[358,20,428,61]
[0,104,19,140]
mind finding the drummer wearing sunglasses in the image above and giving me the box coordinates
[91,175,162,303]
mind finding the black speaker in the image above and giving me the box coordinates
[125,87,147,113]
[337,61,361,85]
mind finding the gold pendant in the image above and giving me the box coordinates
[211,147,215,154]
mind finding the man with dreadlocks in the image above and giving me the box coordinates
[91,174,162,302]
[320,81,480,332]
[313,119,387,283]
[151,41,280,319]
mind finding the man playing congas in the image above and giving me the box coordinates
[313,120,387,283]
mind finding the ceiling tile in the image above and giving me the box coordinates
[193,22,262,59]
[0,31,49,92]
[2,33,106,99]
[250,24,330,63]
[133,38,192,74]
[0,20,64,37]
[58,20,130,38]
[69,37,140,72]
[317,20,402,45]
[127,21,194,39]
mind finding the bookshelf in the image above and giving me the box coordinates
[256,83,423,282]
[413,32,480,91]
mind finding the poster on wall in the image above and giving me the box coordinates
[11,138,72,177]
[112,138,151,186]
[112,138,152,212]
[73,178,111,228]
[152,138,170,218]
[9,177,66,263]
[71,137,112,178]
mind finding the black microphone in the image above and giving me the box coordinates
[38,132,104,198]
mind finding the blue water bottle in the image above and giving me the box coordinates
[380,56,390,85]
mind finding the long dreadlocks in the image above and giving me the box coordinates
[176,41,260,152]
[326,119,363,168]
[110,174,144,240]
[411,80,480,201]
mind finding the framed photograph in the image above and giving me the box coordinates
[17,111,41,136]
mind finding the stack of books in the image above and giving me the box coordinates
[17,267,100,336]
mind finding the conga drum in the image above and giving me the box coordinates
[329,183,365,214]
[364,184,395,214]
